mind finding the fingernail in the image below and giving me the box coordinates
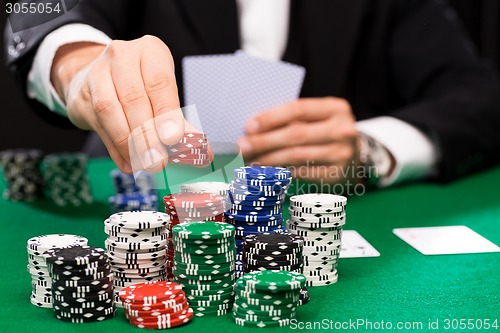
[160,120,179,140]
[246,120,259,133]
[238,140,252,154]
[143,148,163,168]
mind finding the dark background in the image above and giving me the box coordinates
[0,0,499,153]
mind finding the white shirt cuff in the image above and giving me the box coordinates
[27,23,111,117]
[356,116,439,186]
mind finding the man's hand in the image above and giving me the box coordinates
[238,97,360,183]
[51,35,186,173]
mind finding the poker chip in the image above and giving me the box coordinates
[286,194,347,286]
[104,211,169,305]
[26,234,90,308]
[166,132,211,168]
[44,245,115,322]
[172,221,236,316]
[0,149,44,201]
[42,153,93,206]
[232,271,305,327]
[180,181,230,196]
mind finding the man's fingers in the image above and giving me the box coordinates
[240,120,337,158]
[88,65,132,164]
[108,40,167,170]
[140,36,184,145]
[93,125,132,173]
[245,97,348,134]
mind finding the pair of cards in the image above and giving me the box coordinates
[183,51,305,152]
[341,226,500,258]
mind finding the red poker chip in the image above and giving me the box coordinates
[182,132,207,139]
[169,152,209,159]
[166,209,224,218]
[169,158,212,166]
[119,281,184,304]
[163,193,224,208]
[126,307,192,323]
[165,205,224,214]
[168,142,209,151]
[129,308,193,329]
[123,297,189,312]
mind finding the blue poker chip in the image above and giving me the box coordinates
[227,208,282,216]
[228,192,286,202]
[225,212,282,223]
[230,187,287,197]
[234,166,291,180]
[235,225,283,232]
[230,219,283,228]
[110,169,156,195]
[231,181,289,192]
[233,177,291,187]
[227,200,285,208]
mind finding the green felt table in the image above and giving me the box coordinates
[1,158,499,333]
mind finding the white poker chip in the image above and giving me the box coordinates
[27,234,88,252]
[108,211,170,229]
[180,182,230,196]
[289,194,347,209]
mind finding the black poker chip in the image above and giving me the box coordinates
[243,252,300,262]
[45,246,108,267]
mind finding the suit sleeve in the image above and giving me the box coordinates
[388,0,500,181]
[3,0,134,127]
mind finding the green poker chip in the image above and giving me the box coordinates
[174,252,236,264]
[192,303,233,312]
[232,304,296,321]
[173,271,234,281]
[193,308,230,317]
[233,316,292,328]
[187,291,234,301]
[182,285,234,296]
[172,222,235,240]
[189,298,233,307]
[176,278,234,290]
[172,265,234,276]
[173,243,236,254]
[237,271,306,292]
[235,294,299,307]
[174,261,234,271]
[236,289,297,300]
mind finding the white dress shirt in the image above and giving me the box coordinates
[27,0,438,186]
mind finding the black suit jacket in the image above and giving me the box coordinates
[4,0,500,182]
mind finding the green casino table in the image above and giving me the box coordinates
[1,158,499,333]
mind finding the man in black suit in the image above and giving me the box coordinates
[4,0,500,187]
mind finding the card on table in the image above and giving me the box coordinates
[340,230,380,258]
[393,226,500,255]
[182,51,305,153]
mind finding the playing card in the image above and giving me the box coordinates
[183,51,305,153]
[340,230,380,258]
[393,226,500,255]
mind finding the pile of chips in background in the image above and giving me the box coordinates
[173,222,236,317]
[43,153,93,206]
[225,166,292,277]
[109,169,157,212]
[0,149,44,201]
[45,245,115,323]
[104,211,169,305]
[27,234,88,308]
[119,281,194,329]
[232,270,306,328]
[287,194,347,286]
[163,193,225,280]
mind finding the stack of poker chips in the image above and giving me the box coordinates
[180,181,230,196]
[172,222,236,317]
[163,193,225,280]
[225,166,291,277]
[286,194,347,286]
[0,149,44,201]
[43,153,93,206]
[27,234,88,307]
[109,169,158,213]
[242,233,310,306]
[104,211,169,305]
[45,245,115,323]
[119,281,194,329]
[232,270,306,328]
[167,132,211,167]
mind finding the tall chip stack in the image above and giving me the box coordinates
[26,234,88,308]
[224,166,292,278]
[167,132,211,167]
[42,153,93,206]
[119,281,194,329]
[103,211,169,306]
[45,245,115,323]
[286,194,347,286]
[0,149,44,201]
[172,222,236,317]
[241,232,310,305]
[109,169,157,213]
[163,193,225,280]
[232,270,306,328]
